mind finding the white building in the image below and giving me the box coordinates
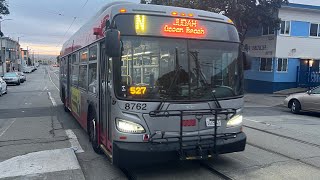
[244,3,320,93]
[0,37,20,75]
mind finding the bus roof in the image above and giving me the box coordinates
[61,2,233,57]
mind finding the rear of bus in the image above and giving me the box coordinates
[105,3,246,167]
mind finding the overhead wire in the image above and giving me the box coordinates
[56,16,77,47]
[82,0,89,8]
[56,0,91,47]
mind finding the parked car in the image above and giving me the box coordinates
[284,86,320,114]
[23,66,33,73]
[2,72,20,85]
[17,72,26,83]
[0,77,7,96]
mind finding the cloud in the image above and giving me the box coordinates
[3,0,139,56]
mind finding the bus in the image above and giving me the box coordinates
[60,1,248,167]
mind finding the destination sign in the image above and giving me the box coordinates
[114,14,239,42]
[162,18,206,37]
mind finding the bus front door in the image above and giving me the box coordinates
[99,42,112,152]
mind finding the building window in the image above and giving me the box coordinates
[260,58,273,72]
[262,26,275,35]
[280,21,290,35]
[277,58,288,72]
[310,23,319,37]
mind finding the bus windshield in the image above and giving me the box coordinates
[115,36,243,101]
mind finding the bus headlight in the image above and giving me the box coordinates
[116,119,146,134]
[227,115,243,127]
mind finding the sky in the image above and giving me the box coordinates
[1,0,319,58]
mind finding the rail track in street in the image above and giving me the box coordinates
[244,125,320,149]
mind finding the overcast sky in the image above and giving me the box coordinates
[1,0,318,57]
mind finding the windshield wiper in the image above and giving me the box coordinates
[189,51,208,87]
[189,51,221,108]
[156,47,180,111]
[211,90,221,109]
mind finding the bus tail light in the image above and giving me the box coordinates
[188,13,194,17]
[116,119,146,134]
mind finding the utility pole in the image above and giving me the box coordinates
[32,51,35,66]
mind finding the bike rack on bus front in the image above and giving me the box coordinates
[148,108,237,160]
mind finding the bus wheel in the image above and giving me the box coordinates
[89,112,102,154]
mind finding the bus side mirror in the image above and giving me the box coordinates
[243,52,252,70]
[105,29,121,58]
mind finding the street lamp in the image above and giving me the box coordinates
[0,19,13,75]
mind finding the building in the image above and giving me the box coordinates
[20,49,29,67]
[0,37,20,75]
[244,3,320,93]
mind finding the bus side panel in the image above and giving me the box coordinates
[79,90,89,131]
[70,86,87,130]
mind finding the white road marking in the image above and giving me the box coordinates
[65,129,84,153]
[244,117,273,126]
[0,118,16,138]
[0,148,82,179]
[47,92,57,107]
[54,71,59,79]
[48,68,60,91]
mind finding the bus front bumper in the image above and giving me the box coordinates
[113,132,246,168]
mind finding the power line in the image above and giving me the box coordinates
[82,0,89,8]
[9,2,84,20]
[56,0,90,48]
[56,17,77,47]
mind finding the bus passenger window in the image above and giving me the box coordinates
[89,46,97,61]
[79,65,88,89]
[88,63,97,93]
[72,53,78,64]
[71,65,79,86]
[80,49,88,62]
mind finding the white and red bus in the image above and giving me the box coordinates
[60,1,247,167]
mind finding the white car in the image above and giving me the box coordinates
[23,66,33,73]
[0,77,7,96]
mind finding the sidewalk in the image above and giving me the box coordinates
[244,87,308,107]
[244,93,286,107]
[273,87,308,95]
[0,148,85,180]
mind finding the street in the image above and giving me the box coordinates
[0,66,320,179]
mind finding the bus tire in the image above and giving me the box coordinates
[88,111,103,154]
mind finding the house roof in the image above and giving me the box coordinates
[284,3,320,11]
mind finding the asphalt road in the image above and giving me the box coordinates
[0,66,320,180]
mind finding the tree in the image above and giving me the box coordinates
[141,0,288,43]
[0,0,9,17]
[0,0,10,37]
